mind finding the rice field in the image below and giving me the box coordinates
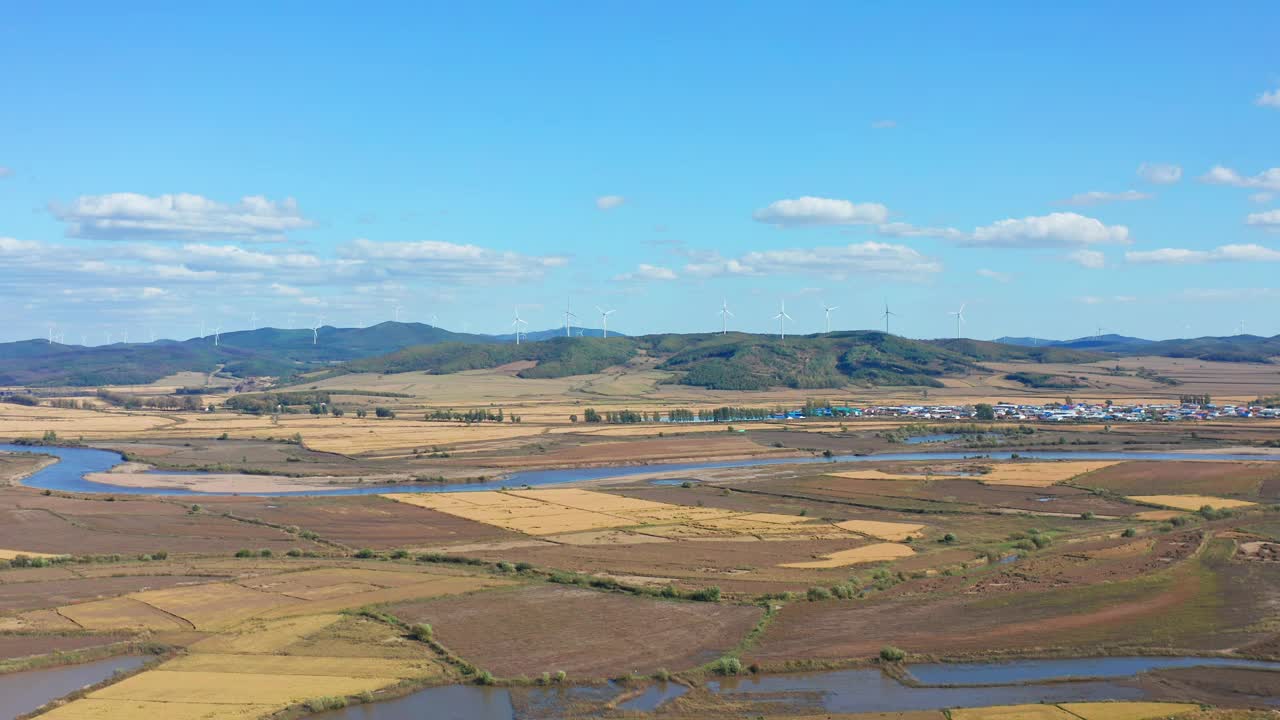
[385,488,862,541]
[1127,494,1258,511]
[977,461,1122,487]
[778,543,916,568]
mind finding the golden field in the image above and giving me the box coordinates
[779,543,916,568]
[1127,494,1258,511]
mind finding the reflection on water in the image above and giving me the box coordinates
[907,656,1280,686]
[0,655,148,720]
[309,685,515,720]
[616,681,688,711]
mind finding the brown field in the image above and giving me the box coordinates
[1075,461,1280,498]
[37,700,276,720]
[950,706,1077,720]
[57,596,194,630]
[388,584,763,678]
[0,574,223,613]
[88,669,395,704]
[0,488,326,555]
[0,633,129,662]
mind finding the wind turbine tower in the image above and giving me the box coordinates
[597,306,615,338]
[773,300,793,340]
[312,316,325,345]
[882,301,898,334]
[719,299,733,335]
[563,298,577,338]
[948,303,966,339]
[822,303,839,334]
[511,307,528,344]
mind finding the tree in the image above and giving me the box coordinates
[583,408,601,423]
[974,403,995,421]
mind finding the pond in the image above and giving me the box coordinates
[0,655,148,720]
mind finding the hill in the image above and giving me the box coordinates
[333,331,1110,391]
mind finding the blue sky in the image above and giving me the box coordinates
[2,2,1278,344]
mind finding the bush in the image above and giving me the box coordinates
[687,586,721,602]
[1030,534,1052,549]
[711,656,742,675]
[234,549,253,558]
[374,407,396,419]
[554,670,567,683]
[354,548,376,559]
[476,670,495,685]
[286,548,302,557]
[410,623,433,641]
[1080,511,1096,520]
[304,697,347,711]
[1121,528,1136,538]
[940,533,957,544]
[390,549,409,559]
[496,561,515,572]
[806,586,833,601]
[879,646,906,662]
[514,561,534,572]
[831,583,857,599]
[259,549,273,558]
[653,667,671,681]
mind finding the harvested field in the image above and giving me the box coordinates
[1074,461,1278,498]
[187,614,344,655]
[779,543,915,568]
[833,520,925,541]
[387,584,763,678]
[134,583,304,630]
[976,461,1122,487]
[1134,510,1184,521]
[385,488,856,541]
[1127,495,1257,511]
[826,470,938,482]
[0,547,62,560]
[57,596,193,631]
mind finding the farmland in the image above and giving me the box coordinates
[3,361,1280,719]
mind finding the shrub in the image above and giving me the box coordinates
[538,671,551,685]
[234,549,253,558]
[1012,539,1036,551]
[476,670,495,685]
[354,548,376,559]
[1080,511,1096,520]
[831,583,856,599]
[152,550,168,560]
[806,586,833,601]
[357,690,374,703]
[390,549,409,559]
[496,561,515,572]
[711,656,742,675]
[259,549,272,558]
[687,586,721,602]
[410,623,433,641]
[1121,528,1137,538]
[940,533,957,544]
[304,697,347,712]
[286,548,302,557]
[653,667,671,681]
[554,670,567,683]
[879,646,906,662]
[1030,534,1052,549]
[514,561,534,572]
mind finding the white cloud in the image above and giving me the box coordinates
[1250,192,1274,205]
[1060,190,1153,206]
[595,195,626,210]
[753,196,890,227]
[1137,163,1182,185]
[1126,243,1280,264]
[1067,249,1107,268]
[51,192,312,242]
[870,120,897,129]
[1199,166,1280,192]
[966,212,1130,248]
[614,263,677,282]
[977,268,1012,283]
[339,239,567,281]
[685,241,940,280]
[1257,87,1280,108]
[1246,209,1280,229]
[0,237,41,255]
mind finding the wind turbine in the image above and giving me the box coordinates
[47,324,55,345]
[430,312,439,328]
[597,306,615,338]
[1094,326,1105,341]
[249,311,258,330]
[822,303,839,334]
[882,301,898,334]
[563,298,577,338]
[719,299,733,335]
[773,300,793,340]
[948,303,966,339]
[312,316,324,345]
[393,305,403,323]
[213,326,220,346]
[122,330,129,344]
[288,312,296,329]
[511,307,529,344]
